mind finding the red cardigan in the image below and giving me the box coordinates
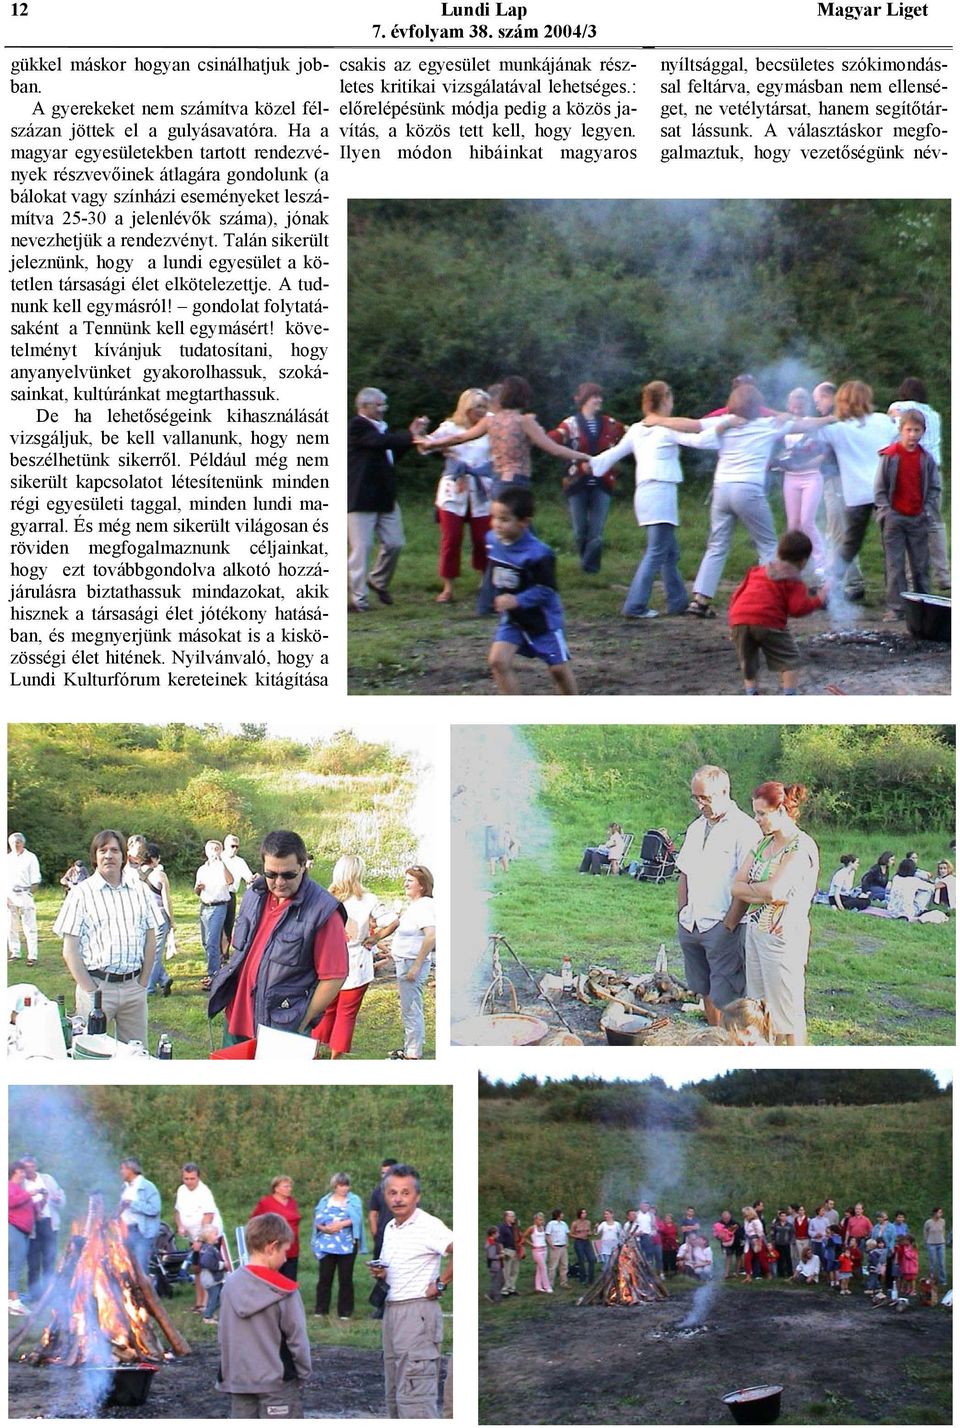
[250,1193,302,1258]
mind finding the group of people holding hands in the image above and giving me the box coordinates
[348,372,945,694]
[484,1201,949,1302]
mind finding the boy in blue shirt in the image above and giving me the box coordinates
[486,485,577,694]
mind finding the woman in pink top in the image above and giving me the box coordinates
[420,375,585,495]
[8,1161,35,1314]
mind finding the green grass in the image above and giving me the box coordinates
[9,1084,453,1348]
[346,477,943,692]
[16,886,435,1061]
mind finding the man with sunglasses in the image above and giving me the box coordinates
[674,765,757,1028]
[207,830,347,1047]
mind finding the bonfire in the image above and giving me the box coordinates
[18,1194,190,1407]
[578,1237,667,1307]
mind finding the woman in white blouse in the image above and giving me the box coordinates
[646,383,785,617]
[426,387,492,604]
[369,865,435,1060]
[590,380,716,618]
[315,855,380,1059]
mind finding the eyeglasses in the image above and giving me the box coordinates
[263,868,300,881]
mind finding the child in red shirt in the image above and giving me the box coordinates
[874,409,941,622]
[728,530,827,695]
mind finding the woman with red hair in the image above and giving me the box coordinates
[731,782,819,1045]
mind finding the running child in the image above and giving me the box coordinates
[485,485,578,695]
[727,529,828,695]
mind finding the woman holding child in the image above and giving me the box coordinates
[731,781,820,1046]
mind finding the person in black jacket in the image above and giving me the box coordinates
[347,387,430,611]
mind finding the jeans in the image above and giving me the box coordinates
[623,523,688,614]
[146,916,172,993]
[27,1218,59,1300]
[567,486,611,573]
[200,902,228,979]
[572,1238,596,1284]
[926,1241,947,1283]
[694,483,778,599]
[126,1228,157,1277]
[9,1226,29,1294]
[395,956,432,1058]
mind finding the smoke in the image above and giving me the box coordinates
[450,727,550,1024]
[680,1278,719,1327]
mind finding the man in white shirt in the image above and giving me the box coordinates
[6,833,41,966]
[53,829,160,1043]
[545,1209,569,1289]
[675,766,758,1026]
[174,1162,224,1314]
[194,840,234,988]
[635,1201,657,1263]
[20,1154,65,1302]
[221,833,255,954]
[370,1164,452,1419]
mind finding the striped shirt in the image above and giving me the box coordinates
[53,871,162,973]
[381,1207,452,1302]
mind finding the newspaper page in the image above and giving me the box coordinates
[3,0,957,1423]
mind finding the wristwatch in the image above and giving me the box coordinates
[434,1278,447,1295]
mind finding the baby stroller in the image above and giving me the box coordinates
[630,830,679,883]
[150,1222,192,1298]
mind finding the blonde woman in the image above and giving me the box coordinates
[369,865,435,1060]
[315,856,379,1058]
[427,387,492,603]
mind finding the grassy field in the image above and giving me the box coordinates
[346,477,948,693]
[455,725,955,1045]
[478,1086,951,1423]
[15,886,435,1061]
[9,1084,453,1350]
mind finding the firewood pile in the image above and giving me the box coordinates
[23,1194,190,1368]
[578,1237,668,1307]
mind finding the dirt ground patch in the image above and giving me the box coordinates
[364,607,949,696]
[479,1283,951,1424]
[7,1343,390,1419]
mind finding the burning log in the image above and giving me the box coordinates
[578,1237,667,1307]
[24,1194,190,1371]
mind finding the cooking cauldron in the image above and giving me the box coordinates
[603,1016,651,1046]
[722,1385,783,1424]
[902,593,951,643]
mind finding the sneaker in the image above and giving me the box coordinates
[624,609,659,620]
[202,1316,218,1325]
[8,1299,30,1316]
[386,1050,408,1060]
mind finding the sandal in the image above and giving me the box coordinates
[687,598,716,618]
[435,591,455,604]
[200,976,213,992]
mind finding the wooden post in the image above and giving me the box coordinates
[130,1257,191,1357]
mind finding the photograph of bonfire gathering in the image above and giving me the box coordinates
[451,724,955,1047]
[478,1066,952,1425]
[347,199,949,697]
[7,1085,452,1418]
